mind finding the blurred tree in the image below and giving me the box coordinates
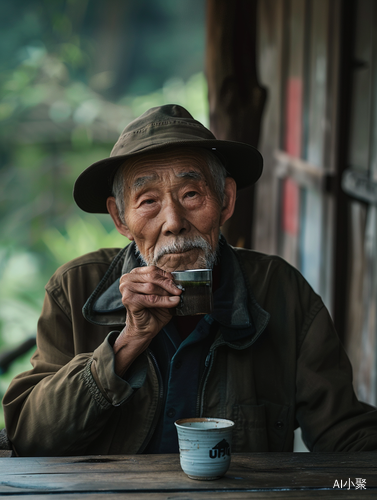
[0,0,204,97]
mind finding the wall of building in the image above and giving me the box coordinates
[254,0,377,406]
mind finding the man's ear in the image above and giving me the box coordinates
[220,177,237,226]
[106,197,134,240]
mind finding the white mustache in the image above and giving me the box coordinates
[135,236,218,269]
[154,236,211,263]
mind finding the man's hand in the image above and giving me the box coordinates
[113,266,181,376]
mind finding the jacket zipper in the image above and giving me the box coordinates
[196,349,215,417]
[138,349,164,453]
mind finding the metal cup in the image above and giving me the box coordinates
[171,269,213,316]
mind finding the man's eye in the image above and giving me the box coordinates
[141,199,155,205]
[185,191,198,198]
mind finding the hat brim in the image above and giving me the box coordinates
[73,139,263,213]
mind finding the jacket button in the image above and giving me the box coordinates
[175,360,182,369]
[275,421,284,429]
[167,408,176,418]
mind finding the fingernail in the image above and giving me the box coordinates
[169,296,179,302]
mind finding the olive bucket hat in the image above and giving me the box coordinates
[73,104,263,213]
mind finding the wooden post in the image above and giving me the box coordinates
[206,0,267,248]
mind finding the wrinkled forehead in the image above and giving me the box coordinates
[122,148,213,189]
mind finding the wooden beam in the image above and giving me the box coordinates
[332,0,355,342]
[206,0,267,248]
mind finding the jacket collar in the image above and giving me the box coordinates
[211,239,270,346]
[82,242,139,326]
[82,238,270,346]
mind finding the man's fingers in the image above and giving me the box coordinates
[119,266,182,312]
[126,293,180,311]
[123,281,173,297]
[129,266,176,283]
[144,294,180,306]
[120,266,181,295]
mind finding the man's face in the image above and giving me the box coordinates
[110,149,233,272]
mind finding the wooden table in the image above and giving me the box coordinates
[0,452,376,499]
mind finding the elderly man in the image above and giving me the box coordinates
[3,104,377,456]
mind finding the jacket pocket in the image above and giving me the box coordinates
[232,404,269,452]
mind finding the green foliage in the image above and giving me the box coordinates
[41,214,128,266]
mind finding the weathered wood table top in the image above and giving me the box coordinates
[0,452,376,499]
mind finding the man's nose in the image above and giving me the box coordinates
[162,200,189,236]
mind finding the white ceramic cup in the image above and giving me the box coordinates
[174,417,234,480]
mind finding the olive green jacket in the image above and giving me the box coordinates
[3,242,377,456]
